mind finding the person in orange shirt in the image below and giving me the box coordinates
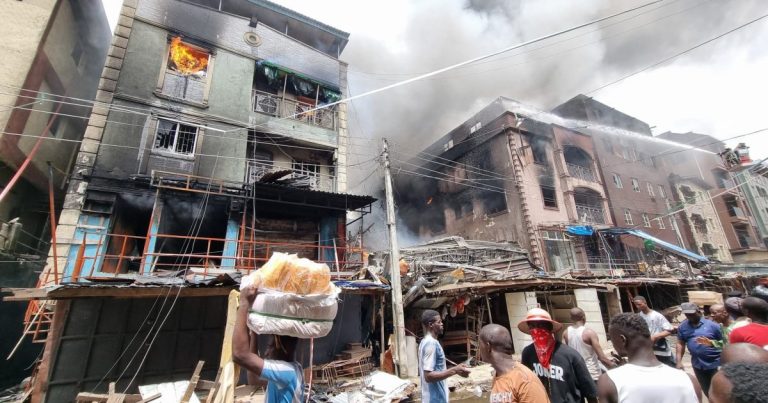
[479,324,549,403]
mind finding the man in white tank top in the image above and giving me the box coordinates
[597,313,702,403]
[563,307,617,381]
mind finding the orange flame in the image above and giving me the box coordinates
[169,37,209,76]
[426,197,433,205]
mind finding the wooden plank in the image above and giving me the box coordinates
[136,393,162,403]
[75,392,109,402]
[31,300,70,403]
[180,361,205,403]
[2,286,234,301]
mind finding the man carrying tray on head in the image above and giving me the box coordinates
[234,276,304,403]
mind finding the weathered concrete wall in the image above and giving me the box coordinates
[135,0,341,86]
[0,0,55,137]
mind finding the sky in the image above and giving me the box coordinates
[100,0,768,186]
[261,0,768,173]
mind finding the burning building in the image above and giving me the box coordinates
[6,1,379,401]
[398,96,710,276]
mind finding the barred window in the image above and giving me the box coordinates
[154,119,198,155]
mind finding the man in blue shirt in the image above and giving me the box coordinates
[676,302,722,398]
[233,282,304,403]
[418,310,470,402]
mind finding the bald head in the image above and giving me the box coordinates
[721,342,768,365]
[570,307,585,322]
[479,324,514,355]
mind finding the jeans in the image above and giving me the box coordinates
[693,367,718,398]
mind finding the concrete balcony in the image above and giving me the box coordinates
[246,159,335,192]
[567,163,597,182]
[576,205,606,224]
[252,90,338,130]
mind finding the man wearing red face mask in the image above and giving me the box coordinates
[520,308,597,403]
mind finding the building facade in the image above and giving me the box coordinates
[29,1,374,401]
[657,132,767,263]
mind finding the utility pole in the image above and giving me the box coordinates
[381,138,409,378]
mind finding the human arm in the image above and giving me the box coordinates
[651,314,674,342]
[232,285,266,377]
[562,328,569,345]
[597,373,618,403]
[421,342,469,383]
[675,338,686,370]
[246,331,267,386]
[584,328,617,369]
[687,373,703,402]
[572,349,598,403]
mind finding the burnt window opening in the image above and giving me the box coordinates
[734,226,752,248]
[564,146,596,182]
[541,186,557,208]
[154,119,199,156]
[154,197,229,270]
[102,194,152,274]
[452,197,473,219]
[481,190,507,215]
[714,170,731,188]
[724,195,744,217]
[679,185,696,204]
[158,37,212,104]
[541,230,575,272]
[701,243,718,258]
[574,187,605,224]
[691,214,708,234]
[526,135,548,165]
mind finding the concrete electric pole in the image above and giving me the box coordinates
[381,138,409,378]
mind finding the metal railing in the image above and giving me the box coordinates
[567,163,597,182]
[246,160,335,192]
[57,231,366,283]
[252,90,338,130]
[576,204,606,224]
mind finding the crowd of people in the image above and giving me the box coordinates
[227,278,768,403]
[418,291,768,403]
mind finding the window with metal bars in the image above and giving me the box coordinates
[153,119,199,155]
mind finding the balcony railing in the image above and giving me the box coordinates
[246,160,335,192]
[567,163,597,182]
[252,90,338,130]
[576,204,606,224]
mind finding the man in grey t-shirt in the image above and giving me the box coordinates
[634,296,675,367]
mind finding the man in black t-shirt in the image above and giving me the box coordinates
[519,308,598,403]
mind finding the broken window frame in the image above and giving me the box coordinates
[152,118,200,157]
[155,36,215,107]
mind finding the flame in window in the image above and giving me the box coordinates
[168,37,209,76]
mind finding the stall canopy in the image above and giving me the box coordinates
[601,228,709,264]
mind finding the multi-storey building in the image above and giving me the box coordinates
[668,176,733,262]
[26,1,375,401]
[731,164,768,251]
[0,0,111,389]
[657,132,767,263]
[398,96,709,275]
[553,95,686,256]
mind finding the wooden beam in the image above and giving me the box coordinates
[180,361,205,403]
[2,286,234,301]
